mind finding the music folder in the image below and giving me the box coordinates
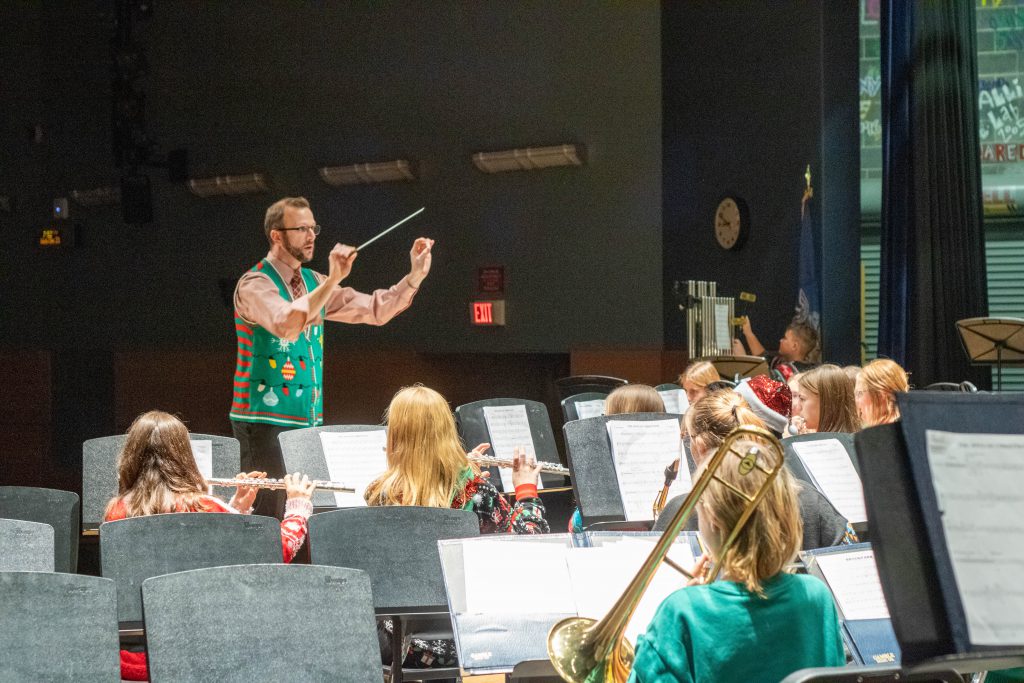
[438,531,702,676]
[801,543,900,666]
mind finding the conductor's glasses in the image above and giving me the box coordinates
[276,224,321,236]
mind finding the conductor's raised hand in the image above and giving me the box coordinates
[284,471,316,500]
[327,244,357,284]
[511,446,542,489]
[409,237,434,288]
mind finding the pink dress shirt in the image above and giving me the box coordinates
[234,252,418,340]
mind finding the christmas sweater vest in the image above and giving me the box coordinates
[229,260,325,427]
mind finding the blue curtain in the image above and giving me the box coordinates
[879,0,989,388]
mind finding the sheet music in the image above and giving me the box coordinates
[575,399,606,420]
[791,439,867,524]
[568,540,694,644]
[814,549,890,621]
[482,404,541,492]
[926,430,1024,646]
[714,304,731,350]
[607,420,689,521]
[658,388,689,415]
[319,430,388,506]
[189,440,213,480]
[462,540,576,615]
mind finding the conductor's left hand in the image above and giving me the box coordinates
[409,237,434,288]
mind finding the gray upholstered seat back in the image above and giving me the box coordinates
[142,564,379,683]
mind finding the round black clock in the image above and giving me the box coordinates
[714,196,749,251]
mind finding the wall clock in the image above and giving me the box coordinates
[714,196,749,250]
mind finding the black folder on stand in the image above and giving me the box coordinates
[853,392,1024,674]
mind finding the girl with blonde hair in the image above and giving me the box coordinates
[365,385,548,670]
[605,384,666,415]
[364,384,548,532]
[793,364,861,433]
[679,360,720,405]
[631,397,845,681]
[856,358,910,427]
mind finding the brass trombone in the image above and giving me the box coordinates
[547,425,786,683]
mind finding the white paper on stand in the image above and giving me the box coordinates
[714,304,731,350]
[658,389,689,415]
[462,540,576,615]
[813,549,890,620]
[575,399,606,420]
[319,430,388,506]
[483,404,542,492]
[607,420,690,521]
[189,440,213,480]
[791,439,867,524]
[926,430,1024,646]
[568,540,693,644]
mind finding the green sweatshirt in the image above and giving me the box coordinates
[628,573,845,683]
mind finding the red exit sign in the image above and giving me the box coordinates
[471,300,505,326]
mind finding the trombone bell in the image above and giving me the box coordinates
[548,616,635,683]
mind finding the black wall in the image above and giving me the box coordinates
[662,1,860,363]
[0,2,663,355]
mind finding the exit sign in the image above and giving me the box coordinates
[471,300,506,326]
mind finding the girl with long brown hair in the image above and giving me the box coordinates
[104,410,316,681]
[793,364,860,433]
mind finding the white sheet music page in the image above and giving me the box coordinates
[319,430,388,507]
[189,440,213,480]
[926,430,1024,646]
[575,399,606,420]
[482,404,541,492]
[567,540,693,644]
[813,549,890,621]
[462,540,575,615]
[658,389,689,415]
[791,439,867,524]
[607,419,688,521]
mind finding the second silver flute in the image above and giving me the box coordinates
[468,454,570,476]
[207,477,355,494]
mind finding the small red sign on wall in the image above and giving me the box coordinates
[478,266,504,294]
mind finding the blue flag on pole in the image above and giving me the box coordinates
[794,168,822,358]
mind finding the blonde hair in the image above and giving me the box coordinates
[263,196,310,243]
[363,385,475,508]
[686,391,766,458]
[699,438,802,596]
[799,364,860,433]
[605,384,665,415]
[858,359,910,427]
[787,321,820,362]
[679,360,719,389]
[104,410,207,518]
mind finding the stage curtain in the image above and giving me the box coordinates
[879,0,989,388]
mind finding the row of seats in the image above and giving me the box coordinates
[2,506,481,682]
[2,565,382,682]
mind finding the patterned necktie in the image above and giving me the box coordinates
[290,270,302,300]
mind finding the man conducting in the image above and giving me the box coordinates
[230,196,432,516]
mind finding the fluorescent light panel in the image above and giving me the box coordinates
[318,160,416,186]
[472,144,584,173]
[188,173,268,197]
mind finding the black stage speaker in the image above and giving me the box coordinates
[121,174,152,224]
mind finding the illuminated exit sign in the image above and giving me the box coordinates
[471,300,506,326]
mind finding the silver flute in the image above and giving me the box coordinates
[467,454,570,476]
[206,476,355,494]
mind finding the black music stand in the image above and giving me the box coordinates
[852,392,1024,676]
[700,355,769,382]
[956,317,1024,391]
